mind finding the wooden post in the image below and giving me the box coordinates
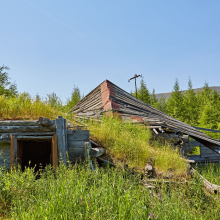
[10,135,17,169]
[52,134,58,168]
[56,116,67,165]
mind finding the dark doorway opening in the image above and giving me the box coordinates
[20,140,52,172]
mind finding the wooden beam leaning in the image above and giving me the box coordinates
[56,116,67,165]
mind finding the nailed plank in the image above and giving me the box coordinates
[0,126,55,133]
[67,130,90,141]
[67,141,86,149]
[0,120,38,126]
[16,136,53,140]
[68,147,85,158]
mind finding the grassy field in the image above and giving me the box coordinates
[0,164,219,220]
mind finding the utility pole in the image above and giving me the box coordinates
[128,74,142,98]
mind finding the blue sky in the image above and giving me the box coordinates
[1,0,220,102]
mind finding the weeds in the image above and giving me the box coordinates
[0,164,218,219]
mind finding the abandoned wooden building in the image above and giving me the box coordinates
[71,79,220,163]
[0,116,91,170]
[1,80,220,170]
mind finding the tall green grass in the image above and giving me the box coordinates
[197,163,220,185]
[0,94,60,120]
[88,117,189,176]
[0,164,218,220]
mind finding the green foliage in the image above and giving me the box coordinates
[0,93,61,120]
[0,165,218,219]
[197,163,220,185]
[137,78,151,104]
[183,78,198,125]
[150,88,159,108]
[66,85,81,111]
[157,95,167,113]
[47,92,63,111]
[166,79,185,121]
[0,65,17,97]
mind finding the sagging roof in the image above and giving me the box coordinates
[72,80,220,154]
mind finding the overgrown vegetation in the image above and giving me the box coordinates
[1,65,220,219]
[0,164,219,220]
[197,163,220,185]
[132,78,220,139]
[88,117,189,175]
[0,93,60,120]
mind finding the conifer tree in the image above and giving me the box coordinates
[137,78,150,104]
[157,95,167,113]
[66,85,81,110]
[166,78,184,121]
[150,88,159,108]
[183,78,198,125]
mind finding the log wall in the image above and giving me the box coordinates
[0,117,90,168]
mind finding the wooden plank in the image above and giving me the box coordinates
[67,130,90,141]
[90,147,105,157]
[194,127,220,133]
[10,135,15,169]
[0,143,10,169]
[56,116,67,165]
[0,120,38,126]
[0,126,55,133]
[67,141,87,149]
[16,136,53,140]
[190,168,220,194]
[190,140,201,147]
[68,147,85,157]
[52,134,58,168]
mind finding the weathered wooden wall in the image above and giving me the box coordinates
[67,130,90,163]
[189,140,220,162]
[0,143,10,169]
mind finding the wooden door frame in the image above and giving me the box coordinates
[10,134,58,169]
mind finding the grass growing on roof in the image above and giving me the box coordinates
[0,94,60,120]
[88,116,189,175]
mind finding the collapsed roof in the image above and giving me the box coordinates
[71,80,220,154]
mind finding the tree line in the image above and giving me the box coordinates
[133,78,220,133]
[0,65,81,112]
[1,65,220,132]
